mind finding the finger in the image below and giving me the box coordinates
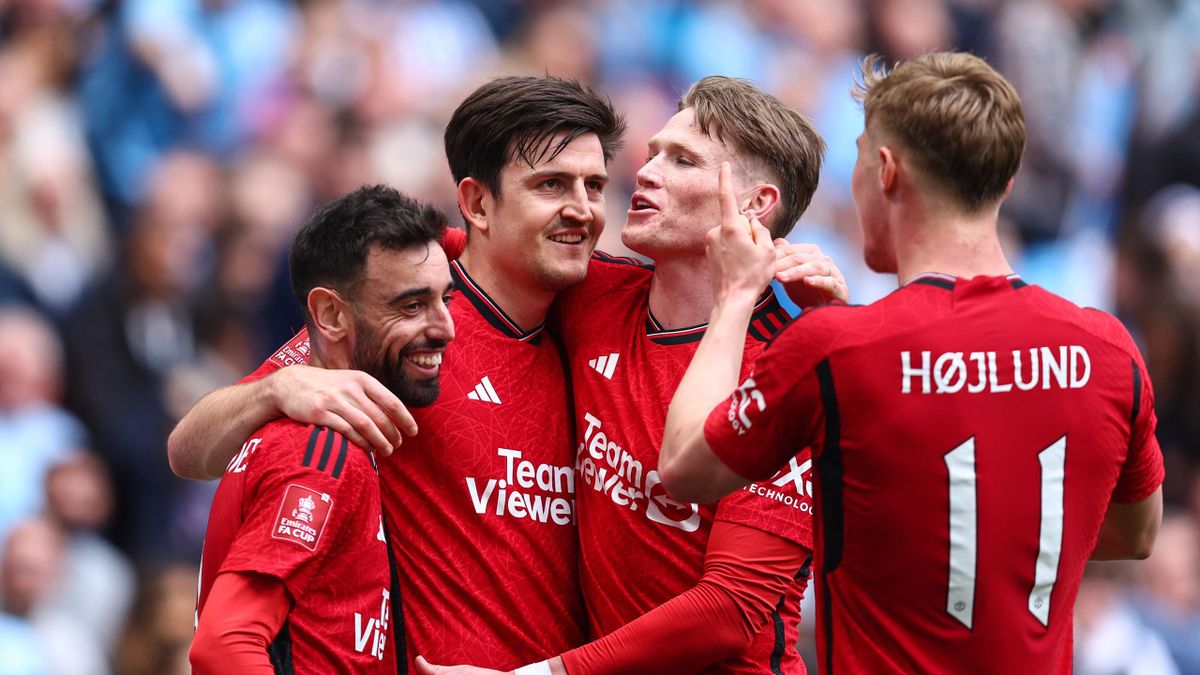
[360,376,419,437]
[750,218,773,250]
[414,656,435,675]
[804,275,850,302]
[775,260,828,282]
[338,405,397,457]
[718,162,741,233]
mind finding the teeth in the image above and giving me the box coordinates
[549,234,584,244]
[632,197,653,210]
[407,353,442,368]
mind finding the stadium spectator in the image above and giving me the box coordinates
[659,51,1164,672]
[42,451,136,655]
[0,516,108,675]
[0,307,87,546]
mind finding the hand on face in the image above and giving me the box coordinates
[774,241,850,307]
[705,162,775,306]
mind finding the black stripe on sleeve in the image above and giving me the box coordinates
[302,427,321,468]
[316,427,336,472]
[331,434,349,479]
[815,358,842,675]
[1128,358,1142,455]
[267,622,294,675]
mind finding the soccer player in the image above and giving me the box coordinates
[659,53,1165,674]
[190,185,455,674]
[173,76,626,671]
[419,78,837,675]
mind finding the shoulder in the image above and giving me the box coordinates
[237,421,376,485]
[1024,286,1143,361]
[579,251,654,293]
[766,301,864,354]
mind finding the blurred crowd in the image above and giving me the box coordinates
[0,0,1197,672]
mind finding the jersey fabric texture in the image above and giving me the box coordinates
[704,274,1166,675]
[245,258,585,671]
[197,419,394,674]
[556,252,814,674]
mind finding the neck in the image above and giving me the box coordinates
[459,247,554,331]
[647,253,717,329]
[892,202,1013,284]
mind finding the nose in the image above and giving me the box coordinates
[428,298,455,343]
[561,179,593,224]
[635,157,662,189]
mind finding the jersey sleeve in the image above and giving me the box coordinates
[218,425,378,602]
[703,315,834,483]
[1111,351,1165,503]
[712,447,814,548]
[239,329,311,385]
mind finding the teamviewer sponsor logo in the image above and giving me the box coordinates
[465,448,576,525]
[588,353,620,379]
[353,588,391,660]
[577,412,701,532]
[467,375,502,404]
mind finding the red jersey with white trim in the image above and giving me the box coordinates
[556,253,814,674]
[704,274,1166,675]
[243,259,585,671]
[197,420,393,674]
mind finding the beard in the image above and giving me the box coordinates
[351,317,445,407]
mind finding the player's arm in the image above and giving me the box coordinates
[1091,485,1162,560]
[414,521,809,675]
[190,572,292,675]
[660,163,774,504]
[168,364,416,480]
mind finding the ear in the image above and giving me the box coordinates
[307,287,351,345]
[878,146,898,195]
[1000,176,1016,201]
[740,183,781,224]
[456,177,493,236]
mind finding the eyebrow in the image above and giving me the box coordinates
[526,169,609,184]
[385,281,455,307]
[648,137,705,159]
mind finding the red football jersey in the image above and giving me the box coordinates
[244,259,585,670]
[704,274,1165,674]
[556,253,814,674]
[198,420,394,674]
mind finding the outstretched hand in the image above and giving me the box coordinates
[773,241,849,308]
[270,364,417,456]
[706,162,776,306]
[414,656,509,675]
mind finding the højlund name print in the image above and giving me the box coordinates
[900,346,1091,395]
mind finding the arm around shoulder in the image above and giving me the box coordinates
[169,376,281,480]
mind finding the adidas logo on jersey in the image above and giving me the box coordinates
[467,376,502,404]
[588,353,620,379]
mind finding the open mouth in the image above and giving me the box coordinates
[548,232,586,245]
[629,194,658,212]
[404,352,443,376]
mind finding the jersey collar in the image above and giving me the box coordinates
[906,272,1026,291]
[450,260,545,344]
[645,288,782,345]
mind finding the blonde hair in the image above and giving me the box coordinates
[852,52,1026,211]
[680,76,825,238]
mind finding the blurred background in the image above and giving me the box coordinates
[0,0,1197,672]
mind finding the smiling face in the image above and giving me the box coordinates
[349,242,455,407]
[483,131,608,292]
[622,108,747,260]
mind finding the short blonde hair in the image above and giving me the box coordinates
[852,52,1025,211]
[680,76,825,238]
